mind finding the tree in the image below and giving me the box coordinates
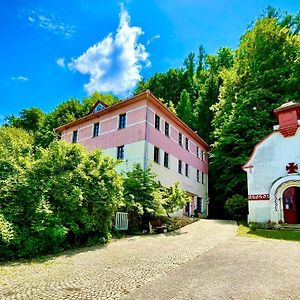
[177,90,193,128]
[0,136,124,259]
[224,195,248,221]
[123,164,164,217]
[134,68,188,106]
[210,16,300,217]
[5,108,46,132]
[162,182,190,217]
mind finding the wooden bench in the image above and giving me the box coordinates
[149,220,167,233]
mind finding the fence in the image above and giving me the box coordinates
[115,212,128,230]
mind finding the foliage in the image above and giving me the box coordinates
[4,92,119,148]
[224,195,248,221]
[123,164,191,232]
[123,164,165,217]
[135,68,189,107]
[238,224,300,242]
[0,131,123,259]
[159,216,197,231]
[161,182,190,217]
[210,16,300,216]
[176,90,194,128]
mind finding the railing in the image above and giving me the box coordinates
[115,212,128,230]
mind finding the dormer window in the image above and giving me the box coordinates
[93,103,105,113]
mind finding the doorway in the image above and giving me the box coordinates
[283,187,300,224]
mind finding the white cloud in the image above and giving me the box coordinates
[25,8,75,38]
[68,4,150,96]
[147,34,160,45]
[11,76,29,81]
[56,57,65,68]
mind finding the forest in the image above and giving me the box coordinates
[1,7,300,258]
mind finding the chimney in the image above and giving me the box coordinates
[274,102,300,137]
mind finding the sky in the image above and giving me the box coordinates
[0,0,299,123]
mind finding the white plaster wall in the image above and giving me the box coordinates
[245,128,300,223]
[103,140,146,173]
[248,201,270,223]
[147,142,208,216]
[103,140,208,216]
[246,129,300,196]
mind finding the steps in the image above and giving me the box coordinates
[280,224,300,231]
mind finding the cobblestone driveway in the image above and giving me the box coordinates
[0,220,236,299]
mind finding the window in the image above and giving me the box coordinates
[185,202,190,214]
[201,150,204,161]
[197,170,200,182]
[72,130,78,143]
[178,160,182,174]
[117,145,124,159]
[154,146,160,164]
[165,122,169,137]
[197,147,199,158]
[93,103,105,113]
[155,114,160,130]
[202,172,205,184]
[197,197,202,213]
[119,113,126,129]
[164,152,169,168]
[185,138,189,151]
[179,133,182,146]
[185,163,189,177]
[93,122,100,137]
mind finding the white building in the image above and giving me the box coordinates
[243,102,300,224]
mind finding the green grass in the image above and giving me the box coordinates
[238,224,300,242]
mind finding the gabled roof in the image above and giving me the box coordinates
[55,90,209,150]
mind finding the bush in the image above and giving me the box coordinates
[0,135,124,260]
[224,194,248,221]
[123,164,190,232]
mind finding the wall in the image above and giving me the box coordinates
[245,128,300,222]
[60,96,209,217]
[145,102,209,216]
[61,99,147,151]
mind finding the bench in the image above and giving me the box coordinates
[149,220,167,233]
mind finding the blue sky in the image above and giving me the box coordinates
[0,0,299,123]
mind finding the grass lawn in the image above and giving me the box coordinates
[238,224,300,242]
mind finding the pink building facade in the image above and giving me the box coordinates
[57,91,209,217]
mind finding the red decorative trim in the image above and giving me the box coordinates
[248,194,270,200]
[279,124,299,137]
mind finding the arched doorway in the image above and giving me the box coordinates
[269,175,300,224]
[283,187,300,224]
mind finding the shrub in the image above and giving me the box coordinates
[0,137,124,260]
[224,194,248,221]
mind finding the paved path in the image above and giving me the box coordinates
[1,220,299,300]
[0,220,235,299]
[126,235,300,300]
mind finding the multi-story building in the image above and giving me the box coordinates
[56,90,209,217]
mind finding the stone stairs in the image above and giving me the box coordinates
[280,224,300,231]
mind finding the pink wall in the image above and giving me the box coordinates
[60,97,208,174]
[148,126,208,173]
[81,123,145,151]
[148,102,208,174]
[61,100,147,150]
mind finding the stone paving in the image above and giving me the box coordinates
[0,220,236,299]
